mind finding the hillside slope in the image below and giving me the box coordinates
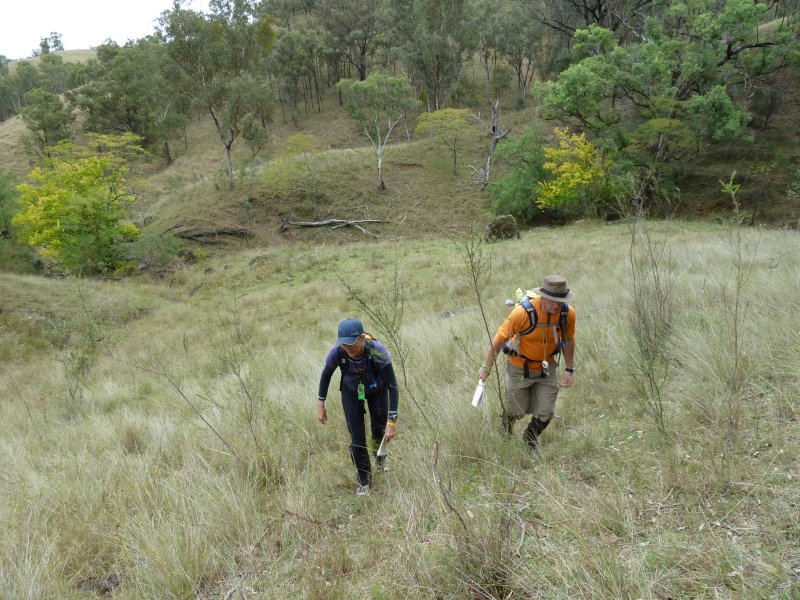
[676,68,800,226]
[2,67,800,255]
[0,221,798,598]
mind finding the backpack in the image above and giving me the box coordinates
[516,289,569,342]
[504,289,569,375]
[337,333,383,390]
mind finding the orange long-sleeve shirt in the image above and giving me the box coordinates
[493,296,576,369]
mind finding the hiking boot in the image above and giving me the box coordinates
[355,483,370,496]
[524,418,550,450]
[502,414,517,437]
[375,455,387,472]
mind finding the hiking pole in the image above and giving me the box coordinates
[376,434,390,457]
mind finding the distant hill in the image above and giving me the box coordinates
[6,49,96,71]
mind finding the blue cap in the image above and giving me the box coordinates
[336,318,364,345]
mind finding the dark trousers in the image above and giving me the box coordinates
[341,386,388,485]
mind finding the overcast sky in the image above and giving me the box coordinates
[1,0,209,61]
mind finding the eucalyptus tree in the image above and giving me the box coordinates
[338,73,417,190]
[159,0,275,188]
[20,88,74,154]
[315,0,386,81]
[35,33,65,56]
[472,0,501,90]
[0,79,14,122]
[386,0,475,111]
[268,27,323,124]
[37,53,73,95]
[472,0,555,98]
[6,61,41,112]
[71,39,192,162]
[542,0,800,206]
[259,0,312,29]
[517,0,665,45]
[0,58,15,121]
[415,107,476,173]
[493,2,548,99]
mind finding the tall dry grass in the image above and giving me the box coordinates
[1,220,799,598]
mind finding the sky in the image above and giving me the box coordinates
[1,0,209,61]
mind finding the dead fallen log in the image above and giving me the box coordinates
[280,218,382,238]
[173,227,254,244]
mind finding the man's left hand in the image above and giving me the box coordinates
[560,372,574,388]
[385,422,397,440]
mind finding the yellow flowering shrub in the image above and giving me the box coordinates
[538,128,613,211]
[13,141,140,273]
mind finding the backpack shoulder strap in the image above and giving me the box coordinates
[337,346,349,374]
[519,297,537,335]
[518,298,568,338]
[338,337,379,376]
[363,338,383,374]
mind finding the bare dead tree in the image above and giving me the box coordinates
[470,100,511,190]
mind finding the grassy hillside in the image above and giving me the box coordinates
[1,34,799,599]
[1,220,798,598]
[6,49,97,69]
[3,76,800,262]
[131,86,538,247]
[0,114,34,176]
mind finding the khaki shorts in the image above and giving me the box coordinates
[504,362,560,421]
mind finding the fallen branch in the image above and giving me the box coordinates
[224,575,246,600]
[281,218,382,238]
[174,227,254,244]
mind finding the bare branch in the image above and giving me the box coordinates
[280,218,383,237]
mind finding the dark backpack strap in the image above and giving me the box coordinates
[519,298,537,335]
[338,340,382,385]
[337,346,348,391]
[517,298,569,359]
[557,303,569,352]
[337,346,349,375]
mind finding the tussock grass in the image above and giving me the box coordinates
[1,221,800,598]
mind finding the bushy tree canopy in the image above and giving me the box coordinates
[490,126,547,223]
[339,73,417,190]
[12,135,142,273]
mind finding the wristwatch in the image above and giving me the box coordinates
[565,367,575,373]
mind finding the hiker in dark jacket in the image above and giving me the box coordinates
[479,275,576,449]
[317,318,399,496]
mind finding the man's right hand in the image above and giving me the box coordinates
[316,400,327,424]
[478,365,490,382]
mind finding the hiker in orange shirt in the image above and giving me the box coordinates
[479,275,576,449]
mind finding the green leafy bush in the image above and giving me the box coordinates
[489,126,546,223]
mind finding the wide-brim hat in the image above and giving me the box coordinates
[336,318,364,345]
[533,274,576,302]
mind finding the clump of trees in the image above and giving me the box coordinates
[12,135,143,274]
[491,0,800,223]
[0,0,798,256]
